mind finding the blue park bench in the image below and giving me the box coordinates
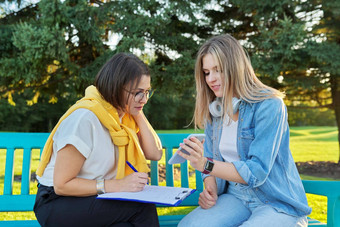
[0,132,339,227]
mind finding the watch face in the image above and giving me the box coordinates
[205,160,214,172]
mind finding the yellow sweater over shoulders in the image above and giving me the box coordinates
[36,85,150,179]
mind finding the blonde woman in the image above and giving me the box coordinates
[178,34,311,227]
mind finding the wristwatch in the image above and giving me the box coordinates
[202,158,214,174]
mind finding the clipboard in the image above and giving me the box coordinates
[97,185,196,206]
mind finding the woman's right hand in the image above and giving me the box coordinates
[106,172,149,192]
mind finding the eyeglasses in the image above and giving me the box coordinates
[124,89,155,102]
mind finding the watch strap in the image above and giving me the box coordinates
[202,157,214,174]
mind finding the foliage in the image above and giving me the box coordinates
[301,0,340,161]
[0,0,211,131]
[287,106,336,127]
[0,94,73,132]
[0,0,339,155]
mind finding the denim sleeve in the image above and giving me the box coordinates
[202,121,213,181]
[233,98,288,188]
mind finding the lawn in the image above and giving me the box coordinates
[0,126,339,223]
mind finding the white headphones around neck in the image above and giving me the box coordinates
[209,97,241,117]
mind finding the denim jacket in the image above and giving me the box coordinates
[202,97,312,217]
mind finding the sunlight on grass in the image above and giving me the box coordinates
[290,127,338,162]
[306,194,327,223]
[157,206,196,216]
[0,212,36,221]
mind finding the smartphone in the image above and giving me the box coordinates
[168,134,206,164]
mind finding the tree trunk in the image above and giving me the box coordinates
[330,74,340,164]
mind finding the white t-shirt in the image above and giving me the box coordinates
[219,119,240,162]
[37,108,118,186]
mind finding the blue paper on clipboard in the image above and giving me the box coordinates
[97,185,196,206]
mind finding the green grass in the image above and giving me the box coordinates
[0,126,339,223]
[290,126,339,162]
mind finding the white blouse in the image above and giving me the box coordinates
[219,119,240,162]
[37,108,118,186]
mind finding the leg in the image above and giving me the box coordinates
[178,193,251,227]
[34,185,159,227]
[239,205,308,227]
[110,223,134,227]
[92,199,159,227]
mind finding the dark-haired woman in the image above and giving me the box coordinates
[34,53,162,227]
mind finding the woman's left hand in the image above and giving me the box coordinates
[177,137,206,172]
[133,111,163,161]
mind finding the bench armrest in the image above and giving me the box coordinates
[302,180,340,227]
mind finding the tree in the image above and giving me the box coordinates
[202,0,339,161]
[304,0,340,162]
[0,0,211,131]
[1,0,339,161]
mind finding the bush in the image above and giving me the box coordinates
[287,107,336,126]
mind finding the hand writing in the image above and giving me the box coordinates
[107,172,148,192]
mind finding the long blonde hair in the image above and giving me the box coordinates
[194,34,284,129]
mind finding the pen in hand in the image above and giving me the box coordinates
[126,161,149,185]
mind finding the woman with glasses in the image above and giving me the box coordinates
[34,53,162,227]
[177,34,310,226]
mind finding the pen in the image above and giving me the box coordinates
[126,161,138,172]
[126,161,149,185]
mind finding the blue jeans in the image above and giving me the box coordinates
[178,182,308,227]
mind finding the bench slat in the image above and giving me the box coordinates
[180,162,189,188]
[0,195,36,212]
[21,148,32,195]
[159,215,185,227]
[150,160,159,185]
[4,148,15,195]
[0,220,40,227]
[165,146,174,187]
[0,132,49,149]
